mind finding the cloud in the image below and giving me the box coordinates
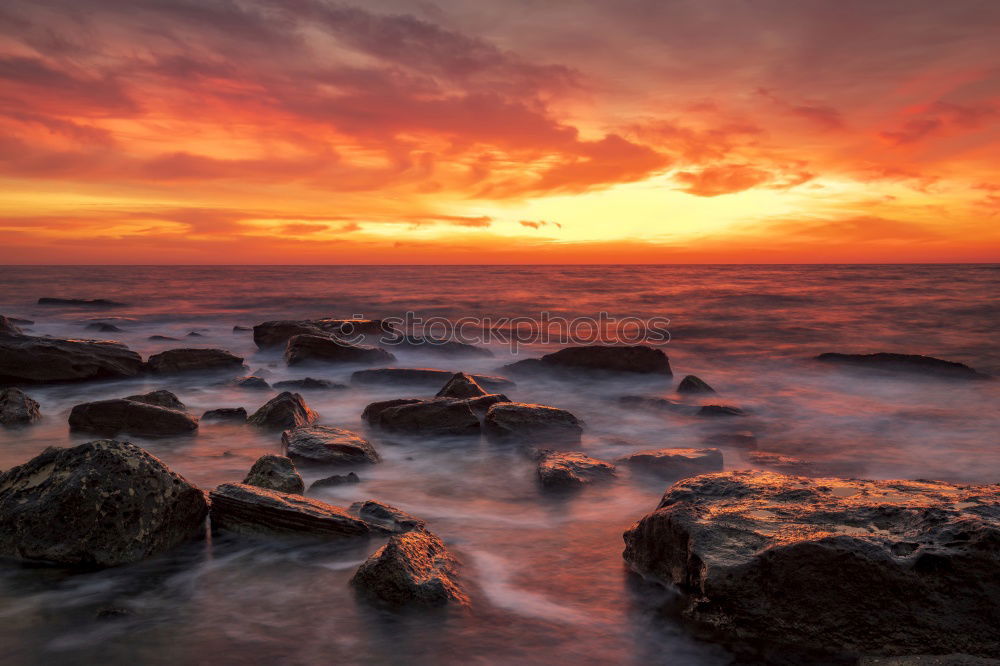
[880,101,998,145]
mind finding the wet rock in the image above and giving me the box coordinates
[392,335,492,357]
[815,352,991,380]
[37,298,126,307]
[351,529,467,607]
[746,451,814,474]
[0,388,41,426]
[537,451,616,488]
[146,348,245,374]
[69,398,199,437]
[701,429,757,449]
[309,472,360,491]
[209,482,370,539]
[504,345,672,376]
[361,398,423,424]
[95,606,133,620]
[0,335,143,384]
[0,440,208,567]
[677,374,715,394]
[253,318,393,349]
[461,393,511,414]
[622,470,1000,659]
[233,325,251,332]
[285,334,395,366]
[616,448,722,478]
[696,405,745,418]
[148,335,180,341]
[370,398,480,436]
[272,377,347,390]
[618,395,690,413]
[483,402,583,443]
[247,392,318,429]
[352,367,515,392]
[282,425,381,465]
[243,455,304,494]
[0,316,24,336]
[186,331,204,338]
[231,375,270,390]
[202,407,247,422]
[124,389,185,411]
[435,372,488,399]
[350,500,425,534]
[85,322,123,333]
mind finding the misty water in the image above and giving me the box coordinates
[0,265,997,665]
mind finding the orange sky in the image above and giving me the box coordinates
[1,0,998,263]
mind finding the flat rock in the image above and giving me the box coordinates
[350,500,426,534]
[0,388,41,426]
[0,335,143,384]
[37,298,126,307]
[677,374,715,394]
[352,367,514,392]
[816,352,990,380]
[69,398,199,437]
[309,472,360,491]
[435,372,488,399]
[124,389,185,411]
[243,455,304,494]
[247,392,318,429]
[617,447,723,478]
[0,440,208,567]
[483,402,583,443]
[351,529,467,606]
[86,322,123,333]
[362,398,423,424]
[282,425,380,465]
[209,482,370,539]
[272,377,347,390]
[285,334,395,366]
[369,398,480,436]
[146,348,245,374]
[202,407,247,422]
[537,451,616,488]
[622,470,1000,659]
[504,345,672,376]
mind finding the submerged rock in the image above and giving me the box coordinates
[282,425,381,465]
[537,451,616,488]
[233,325,252,332]
[435,372,489,399]
[69,398,198,437]
[815,352,991,380]
[309,472,360,491]
[0,315,24,336]
[351,530,468,607]
[616,447,723,478]
[202,407,247,422]
[148,335,180,341]
[504,345,672,376]
[677,374,715,394]
[272,377,347,390]
[0,388,41,426]
[85,322,123,333]
[350,500,426,534]
[0,440,208,567]
[247,392,318,429]
[618,395,689,413]
[0,335,143,384]
[146,348,245,374]
[352,367,514,392]
[696,405,745,418]
[622,470,1000,659]
[361,398,423,424]
[285,334,395,366]
[243,455,304,494]
[483,402,583,443]
[369,398,480,436]
[392,335,492,357]
[124,389,185,411]
[37,298,126,307]
[209,483,370,539]
[231,375,270,390]
[701,429,757,448]
[253,319,392,349]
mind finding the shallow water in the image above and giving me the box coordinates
[0,265,997,665]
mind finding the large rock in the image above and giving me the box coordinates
[815,352,991,380]
[247,392,318,429]
[616,448,722,478]
[282,425,381,465]
[461,393,511,414]
[124,389,185,411]
[349,500,426,534]
[435,372,488,399]
[361,398,423,424]
[254,318,392,348]
[352,367,514,392]
[69,398,199,437]
[243,455,304,494]
[285,334,395,366]
[309,472,360,491]
[0,315,23,336]
[0,335,143,384]
[146,348,245,374]
[677,375,715,394]
[351,530,468,606]
[209,482,370,539]
[622,471,1000,659]
[0,388,41,426]
[202,407,247,422]
[483,403,583,443]
[0,440,208,567]
[369,398,480,436]
[272,377,347,390]
[505,345,672,376]
[537,451,616,488]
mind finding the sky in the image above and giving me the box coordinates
[0,0,998,264]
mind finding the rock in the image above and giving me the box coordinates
[37,298,126,307]
[0,315,23,336]
[285,334,395,366]
[6,317,33,326]
[85,322,123,333]
[95,606,133,620]
[351,367,515,392]
[0,335,143,384]
[0,440,208,567]
[702,430,757,448]
[435,372,489,399]
[361,398,423,424]
[622,470,1000,659]
[146,348,245,374]
[209,482,370,539]
[272,377,347,390]
[186,331,203,337]
[677,375,715,394]
[746,451,814,474]
[349,500,425,533]
[815,352,991,380]
[370,398,480,436]
[124,389,185,411]
[148,335,180,341]
[0,388,41,426]
[537,451,616,488]
[697,405,745,418]
[247,392,318,429]
[351,530,467,606]
[202,407,247,422]
[243,455,304,494]
[69,398,199,437]
[618,395,690,413]
[461,393,511,414]
[233,325,251,332]
[253,318,393,349]
[616,448,722,478]
[309,472,360,491]
[504,345,672,376]
[483,403,583,443]
[231,375,270,390]
[282,425,381,465]
[393,335,492,357]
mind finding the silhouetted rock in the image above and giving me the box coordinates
[537,451,616,488]
[37,298,126,307]
[622,470,1000,659]
[186,331,204,338]
[0,316,23,336]
[696,405,745,418]
[677,374,715,394]
[350,500,425,534]
[504,345,672,376]
[352,367,514,392]
[351,530,467,607]
[0,335,143,384]
[282,425,381,465]
[148,335,180,341]
[124,389,185,411]
[247,392,318,429]
[272,377,347,390]
[209,482,370,539]
[243,455,304,494]
[483,402,583,443]
[285,334,395,366]
[816,352,990,380]
[309,472,360,491]
[0,440,208,567]
[616,447,722,478]
[231,375,270,390]
[370,398,480,436]
[69,398,198,437]
[202,407,247,422]
[146,348,245,374]
[435,372,489,399]
[0,388,41,426]
[253,318,393,348]
[85,322,123,333]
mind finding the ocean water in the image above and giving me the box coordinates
[0,264,997,665]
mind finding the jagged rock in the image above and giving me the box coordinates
[369,398,480,436]
[361,398,423,424]
[285,334,395,366]
[350,500,425,534]
[351,530,467,606]
[622,470,1000,659]
[0,315,23,336]
[243,455,304,494]
[247,392,318,429]
[392,335,492,357]
[202,407,247,422]
[435,372,488,399]
[124,389,185,411]
[815,352,991,380]
[272,377,347,390]
[231,376,270,390]
[697,405,745,418]
[0,388,41,426]
[37,298,126,307]
[504,345,672,376]
[146,348,245,374]
[617,448,722,478]
[85,322,123,333]
[69,398,198,437]
[352,367,515,392]
[282,425,380,465]
[0,335,143,384]
[677,375,715,394]
[483,402,583,443]
[537,451,616,488]
[209,482,370,539]
[309,472,360,491]
[0,440,208,566]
